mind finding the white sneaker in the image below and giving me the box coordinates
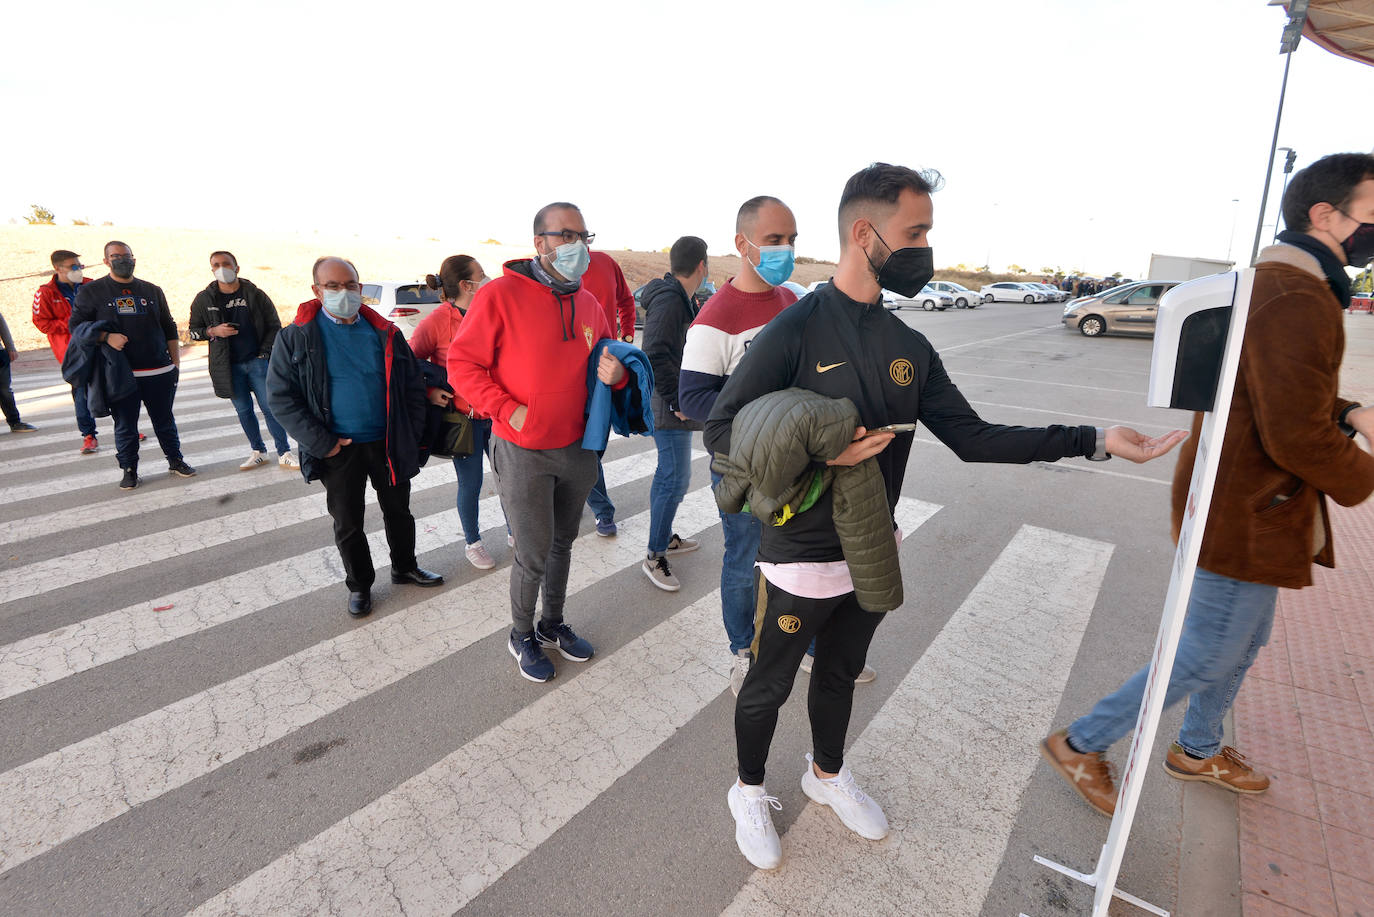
[465,542,496,570]
[798,654,876,684]
[727,782,783,869]
[665,533,700,555]
[799,753,888,840]
[642,554,681,592]
[278,450,300,469]
[730,649,751,697]
[239,451,268,470]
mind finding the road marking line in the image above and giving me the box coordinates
[185,497,941,917]
[723,525,1113,916]
[948,370,1140,395]
[939,324,1062,353]
[0,450,690,698]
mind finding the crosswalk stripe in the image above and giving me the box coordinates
[0,458,458,600]
[185,496,943,917]
[0,453,320,547]
[721,524,1114,916]
[0,394,235,456]
[0,484,728,874]
[9,361,211,401]
[0,411,279,477]
[0,449,686,698]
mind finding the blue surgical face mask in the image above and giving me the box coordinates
[550,240,590,281]
[322,288,362,319]
[745,239,794,287]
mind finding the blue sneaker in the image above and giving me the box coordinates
[509,629,555,682]
[595,518,617,537]
[535,619,595,662]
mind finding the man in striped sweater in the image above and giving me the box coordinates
[679,196,798,696]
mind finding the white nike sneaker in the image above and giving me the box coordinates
[239,451,268,470]
[727,782,782,869]
[800,753,888,840]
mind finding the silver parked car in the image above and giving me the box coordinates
[1061,280,1180,337]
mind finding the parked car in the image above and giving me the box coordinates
[926,280,981,308]
[980,282,1049,304]
[1027,282,1069,302]
[1061,280,1180,337]
[885,286,955,311]
[780,280,811,301]
[361,281,442,339]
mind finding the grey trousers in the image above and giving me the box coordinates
[492,438,600,634]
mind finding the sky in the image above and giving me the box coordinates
[5,0,1372,278]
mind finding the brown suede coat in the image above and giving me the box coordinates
[1171,244,1374,589]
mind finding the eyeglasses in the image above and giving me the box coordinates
[317,281,362,292]
[539,230,595,245]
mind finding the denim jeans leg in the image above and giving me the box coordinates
[647,429,691,554]
[1177,574,1278,757]
[1068,567,1251,754]
[229,361,266,453]
[141,370,182,464]
[244,357,291,455]
[585,450,614,523]
[712,470,762,654]
[72,382,96,436]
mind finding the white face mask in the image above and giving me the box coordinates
[65,267,84,283]
[213,266,238,284]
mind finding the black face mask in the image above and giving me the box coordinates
[1341,218,1374,268]
[866,227,934,297]
[110,256,136,278]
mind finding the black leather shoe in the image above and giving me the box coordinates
[391,567,444,587]
[348,591,372,617]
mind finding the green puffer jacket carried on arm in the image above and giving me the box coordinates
[711,387,902,612]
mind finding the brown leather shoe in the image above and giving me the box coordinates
[1163,744,1269,794]
[1040,729,1118,817]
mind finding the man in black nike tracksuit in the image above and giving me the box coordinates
[706,162,1189,870]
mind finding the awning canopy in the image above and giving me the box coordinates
[1301,1,1374,66]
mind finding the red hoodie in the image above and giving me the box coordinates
[32,275,92,363]
[582,250,635,340]
[448,259,616,449]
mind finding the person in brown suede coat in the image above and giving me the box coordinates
[1042,152,1374,817]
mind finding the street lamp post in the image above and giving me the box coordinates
[1248,1,1310,266]
[1272,147,1297,244]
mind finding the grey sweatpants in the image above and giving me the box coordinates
[492,438,600,634]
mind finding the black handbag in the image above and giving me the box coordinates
[432,408,475,458]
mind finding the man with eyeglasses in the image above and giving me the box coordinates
[449,202,629,683]
[32,250,94,449]
[71,241,196,489]
[267,257,445,617]
[579,225,636,537]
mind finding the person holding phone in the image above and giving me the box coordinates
[705,164,1187,870]
[188,250,298,470]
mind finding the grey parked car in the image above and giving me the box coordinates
[1061,280,1180,337]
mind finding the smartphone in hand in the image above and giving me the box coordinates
[866,422,917,436]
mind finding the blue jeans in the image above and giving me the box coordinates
[1068,567,1278,758]
[452,418,494,544]
[712,469,762,654]
[648,429,693,554]
[230,357,290,455]
[586,450,615,523]
[72,382,96,436]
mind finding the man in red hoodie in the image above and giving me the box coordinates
[449,202,628,683]
[32,250,97,450]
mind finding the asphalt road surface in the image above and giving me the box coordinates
[0,299,1234,917]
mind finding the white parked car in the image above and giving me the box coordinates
[886,286,955,311]
[781,280,811,300]
[926,280,981,308]
[1027,282,1069,302]
[980,282,1049,304]
[361,281,442,339]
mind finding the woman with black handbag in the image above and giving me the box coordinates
[412,256,506,570]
